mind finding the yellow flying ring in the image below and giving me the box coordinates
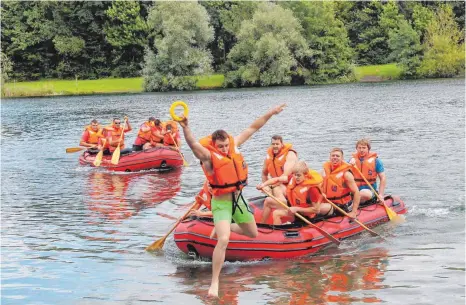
[169,101,189,122]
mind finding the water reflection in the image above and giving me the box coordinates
[84,169,182,222]
[171,247,389,305]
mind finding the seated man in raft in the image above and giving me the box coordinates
[258,160,332,225]
[348,138,386,204]
[163,120,181,147]
[80,119,105,153]
[188,181,213,218]
[256,135,298,223]
[322,148,360,219]
[133,118,165,151]
[104,117,133,155]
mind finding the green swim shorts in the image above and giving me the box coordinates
[211,193,254,224]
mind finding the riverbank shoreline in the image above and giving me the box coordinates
[2,63,461,99]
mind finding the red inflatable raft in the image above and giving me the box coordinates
[79,147,183,172]
[174,195,407,261]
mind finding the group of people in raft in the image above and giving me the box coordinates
[79,116,182,155]
[172,103,387,298]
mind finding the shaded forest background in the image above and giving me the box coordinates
[1,1,464,91]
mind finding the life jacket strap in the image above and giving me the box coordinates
[210,179,248,189]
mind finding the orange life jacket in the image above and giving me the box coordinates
[151,125,164,143]
[84,125,104,144]
[265,143,296,178]
[323,161,352,205]
[351,152,378,187]
[199,135,248,196]
[163,120,179,145]
[106,124,125,150]
[137,121,154,142]
[286,170,323,217]
[195,181,212,210]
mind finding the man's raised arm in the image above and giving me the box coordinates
[179,117,211,163]
[235,103,287,147]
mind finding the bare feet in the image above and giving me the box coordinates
[207,282,219,298]
[210,227,217,239]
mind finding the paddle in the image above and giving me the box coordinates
[110,119,127,165]
[263,190,340,245]
[322,196,382,238]
[93,139,106,167]
[146,201,198,251]
[66,147,86,153]
[351,165,404,223]
[169,133,189,166]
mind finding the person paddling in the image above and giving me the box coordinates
[80,119,104,152]
[188,181,213,218]
[322,148,360,219]
[104,117,132,155]
[258,160,332,224]
[177,103,286,298]
[349,138,386,204]
[133,117,157,151]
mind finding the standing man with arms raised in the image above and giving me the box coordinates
[178,103,286,298]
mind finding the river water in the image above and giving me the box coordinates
[1,78,465,305]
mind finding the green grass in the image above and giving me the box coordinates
[2,77,144,97]
[353,63,403,81]
[194,74,225,89]
[2,74,226,98]
[2,66,403,98]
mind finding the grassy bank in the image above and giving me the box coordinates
[2,64,401,98]
[353,63,402,81]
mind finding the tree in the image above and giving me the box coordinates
[143,2,214,91]
[225,3,310,87]
[200,2,258,71]
[1,52,13,96]
[418,5,465,78]
[281,1,354,83]
[104,1,150,77]
[388,20,422,78]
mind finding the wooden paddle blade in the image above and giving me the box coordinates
[93,150,104,167]
[66,147,85,153]
[146,236,167,252]
[384,204,405,224]
[110,147,121,165]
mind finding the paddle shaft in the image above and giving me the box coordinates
[351,165,400,222]
[169,132,188,166]
[93,139,106,167]
[115,119,127,148]
[323,197,382,238]
[351,166,384,202]
[264,190,340,245]
[66,147,86,153]
[146,201,197,251]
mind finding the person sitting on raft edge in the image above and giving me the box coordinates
[258,160,333,225]
[176,103,286,298]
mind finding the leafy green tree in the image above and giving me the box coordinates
[282,1,354,83]
[200,2,258,71]
[388,20,422,78]
[104,1,148,47]
[411,4,435,36]
[1,52,13,96]
[225,3,310,87]
[104,1,150,76]
[418,5,465,77]
[143,2,214,91]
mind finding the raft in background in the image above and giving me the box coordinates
[174,195,407,261]
[79,147,184,172]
